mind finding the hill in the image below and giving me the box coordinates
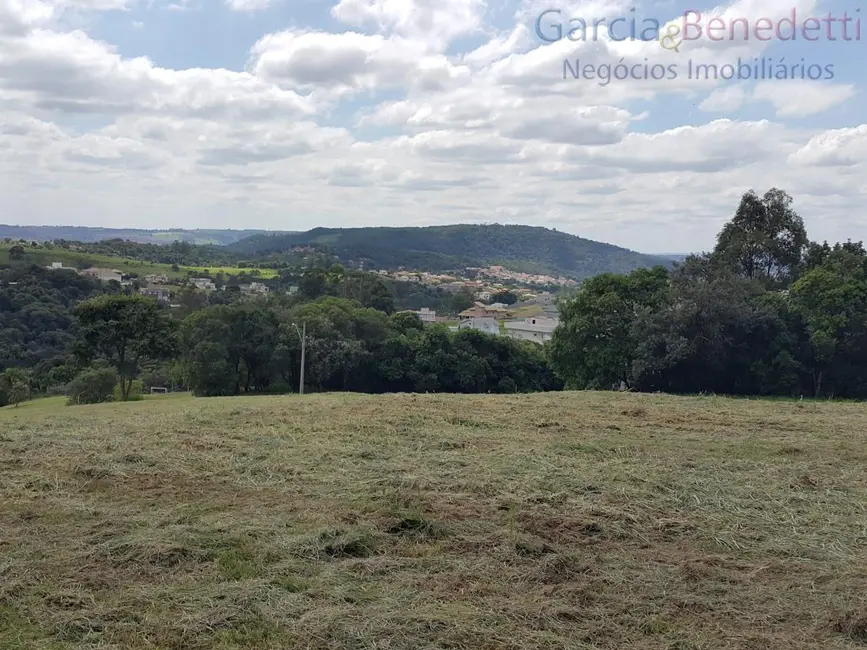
[2,392,865,649]
[0,225,282,246]
[230,224,673,280]
[0,242,279,280]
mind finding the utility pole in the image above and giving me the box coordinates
[299,322,306,396]
[293,322,306,395]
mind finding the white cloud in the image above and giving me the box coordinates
[752,81,856,118]
[331,0,487,49]
[0,0,865,254]
[225,0,274,11]
[700,86,747,112]
[789,125,867,167]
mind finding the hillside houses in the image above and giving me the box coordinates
[240,282,269,295]
[459,302,513,321]
[456,317,500,336]
[140,285,171,304]
[190,277,216,291]
[504,317,559,344]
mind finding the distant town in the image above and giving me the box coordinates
[41,260,564,344]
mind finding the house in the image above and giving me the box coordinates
[190,277,216,291]
[288,285,299,295]
[459,302,512,321]
[240,282,269,295]
[476,291,492,302]
[140,285,171,304]
[416,307,436,323]
[503,317,559,344]
[80,267,123,283]
[457,317,500,336]
[144,273,169,284]
[46,262,75,271]
[535,291,555,305]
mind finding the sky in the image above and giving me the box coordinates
[0,0,864,254]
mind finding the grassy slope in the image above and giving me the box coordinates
[1,392,866,649]
[0,246,278,279]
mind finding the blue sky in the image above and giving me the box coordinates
[0,0,864,253]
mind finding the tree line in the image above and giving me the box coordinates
[550,189,867,398]
[0,263,558,406]
[4,187,866,406]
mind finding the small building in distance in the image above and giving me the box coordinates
[80,267,123,283]
[503,316,559,344]
[416,307,436,323]
[240,282,269,295]
[459,302,512,321]
[140,285,171,304]
[46,261,75,271]
[457,317,500,336]
[144,273,169,284]
[190,277,216,291]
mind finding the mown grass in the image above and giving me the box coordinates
[1,392,866,649]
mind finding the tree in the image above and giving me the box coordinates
[8,244,25,260]
[0,368,30,407]
[450,292,473,314]
[549,266,670,389]
[631,258,803,396]
[73,294,178,400]
[712,188,808,285]
[492,290,518,305]
[789,243,867,397]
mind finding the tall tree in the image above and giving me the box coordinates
[549,266,670,389]
[789,243,867,397]
[74,294,178,400]
[631,257,803,396]
[712,188,808,285]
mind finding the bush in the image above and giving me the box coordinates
[114,379,143,402]
[66,368,117,406]
[0,368,31,407]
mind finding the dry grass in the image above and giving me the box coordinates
[1,392,866,649]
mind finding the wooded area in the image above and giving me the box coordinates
[2,188,866,405]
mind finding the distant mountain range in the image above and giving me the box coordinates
[229,225,676,280]
[0,225,280,246]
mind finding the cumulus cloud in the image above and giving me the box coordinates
[225,0,274,11]
[752,81,856,118]
[0,0,865,254]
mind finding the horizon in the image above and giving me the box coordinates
[1,0,863,254]
[0,222,696,256]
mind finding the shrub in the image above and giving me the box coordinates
[0,368,30,407]
[66,368,117,406]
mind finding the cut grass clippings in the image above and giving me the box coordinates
[1,391,866,649]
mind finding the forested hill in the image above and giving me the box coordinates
[229,225,672,279]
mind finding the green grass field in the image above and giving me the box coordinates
[0,246,278,280]
[1,392,866,649]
